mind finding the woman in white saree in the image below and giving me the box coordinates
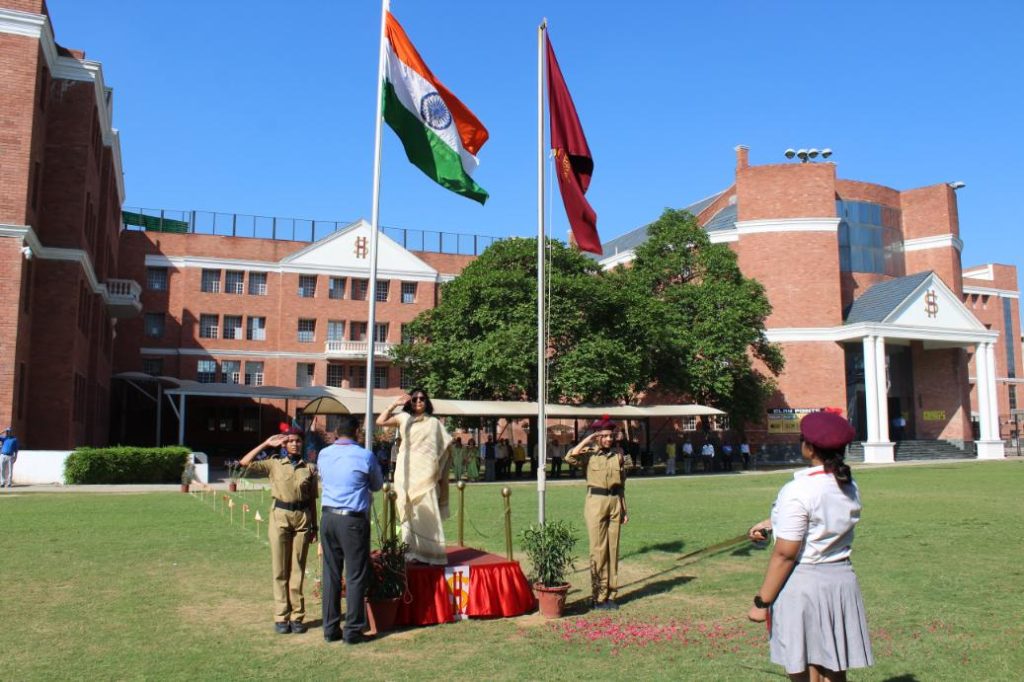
[376,389,453,564]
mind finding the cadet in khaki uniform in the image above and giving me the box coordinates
[240,428,318,634]
[565,418,632,610]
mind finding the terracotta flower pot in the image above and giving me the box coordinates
[364,597,401,635]
[180,483,189,493]
[228,482,237,492]
[533,582,570,619]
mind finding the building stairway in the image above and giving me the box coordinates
[846,440,977,463]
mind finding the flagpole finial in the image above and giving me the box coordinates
[540,18,547,30]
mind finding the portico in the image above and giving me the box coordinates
[843,272,1003,462]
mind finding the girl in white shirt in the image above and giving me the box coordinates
[746,411,873,681]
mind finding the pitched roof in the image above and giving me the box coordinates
[844,271,932,324]
[597,191,726,257]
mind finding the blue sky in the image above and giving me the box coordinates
[49,0,1022,273]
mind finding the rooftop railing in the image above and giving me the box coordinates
[122,208,500,256]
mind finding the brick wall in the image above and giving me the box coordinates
[736,162,837,221]
[911,345,970,440]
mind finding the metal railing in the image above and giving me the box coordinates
[122,207,501,256]
[324,340,393,357]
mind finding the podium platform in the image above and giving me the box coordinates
[395,546,536,627]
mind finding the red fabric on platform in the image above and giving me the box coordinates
[396,564,454,626]
[392,547,536,626]
[466,560,536,618]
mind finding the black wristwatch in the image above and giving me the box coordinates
[753,594,772,609]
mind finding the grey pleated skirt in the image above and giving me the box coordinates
[769,560,874,674]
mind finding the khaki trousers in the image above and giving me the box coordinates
[585,493,623,602]
[269,506,313,623]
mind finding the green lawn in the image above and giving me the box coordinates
[2,461,1022,680]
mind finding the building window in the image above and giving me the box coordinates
[352,278,369,301]
[400,367,413,390]
[246,316,266,341]
[73,373,87,422]
[222,315,243,340]
[296,362,315,388]
[298,275,317,298]
[16,363,26,420]
[401,281,417,304]
[225,270,245,294]
[242,407,259,433]
[298,318,316,343]
[327,320,346,342]
[144,313,165,338]
[349,365,367,389]
[248,272,268,296]
[146,267,168,291]
[329,277,346,300]
[199,314,219,339]
[244,361,264,386]
[197,359,217,383]
[681,416,697,431]
[374,365,389,389]
[326,364,345,387]
[1003,298,1017,378]
[374,323,389,343]
[201,269,221,293]
[350,322,368,342]
[836,200,905,276]
[375,279,390,302]
[715,415,731,431]
[221,360,241,384]
[1009,385,1018,412]
[142,358,163,376]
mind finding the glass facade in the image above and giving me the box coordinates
[836,200,905,276]
[1003,298,1016,378]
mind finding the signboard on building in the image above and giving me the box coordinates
[766,408,825,434]
[922,410,947,421]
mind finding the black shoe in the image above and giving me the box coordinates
[592,600,608,611]
[274,622,290,635]
[289,621,307,634]
[604,599,620,611]
[344,632,374,645]
[323,631,343,643]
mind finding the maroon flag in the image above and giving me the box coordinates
[546,35,600,255]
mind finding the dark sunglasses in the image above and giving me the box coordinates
[410,395,427,403]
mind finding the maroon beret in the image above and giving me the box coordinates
[589,415,619,432]
[800,411,855,450]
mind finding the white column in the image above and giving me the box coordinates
[862,336,879,442]
[975,344,992,441]
[874,336,890,443]
[985,343,1000,438]
[976,342,1006,459]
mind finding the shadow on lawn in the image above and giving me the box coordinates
[617,574,696,606]
[622,539,686,558]
[882,676,921,682]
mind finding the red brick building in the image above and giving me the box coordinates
[2,3,1017,463]
[600,146,1019,461]
[0,2,135,449]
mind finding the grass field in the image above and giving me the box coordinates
[2,461,1022,680]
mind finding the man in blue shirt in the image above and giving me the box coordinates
[0,428,19,488]
[318,415,383,644]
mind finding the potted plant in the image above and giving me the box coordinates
[364,535,408,634]
[519,519,578,618]
[180,460,195,493]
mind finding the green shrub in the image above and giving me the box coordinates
[64,446,192,484]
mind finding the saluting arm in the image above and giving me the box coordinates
[240,434,285,467]
[565,432,600,466]
[376,394,410,428]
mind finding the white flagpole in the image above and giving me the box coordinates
[365,0,390,449]
[536,19,548,525]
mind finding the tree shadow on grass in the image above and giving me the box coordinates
[622,539,686,559]
[617,574,696,606]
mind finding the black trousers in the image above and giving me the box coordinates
[321,513,370,640]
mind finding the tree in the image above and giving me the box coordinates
[613,208,783,426]
[391,237,642,404]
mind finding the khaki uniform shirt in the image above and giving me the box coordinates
[565,445,632,491]
[246,457,318,505]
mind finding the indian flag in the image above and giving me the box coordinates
[383,12,489,204]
